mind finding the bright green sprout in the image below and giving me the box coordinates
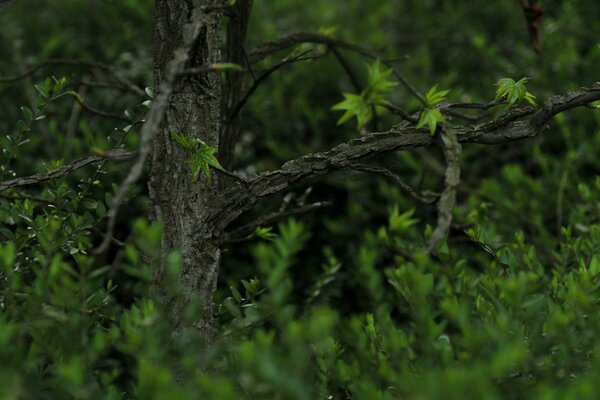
[495,77,537,107]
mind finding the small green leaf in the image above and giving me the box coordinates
[145,86,155,98]
[494,77,536,107]
[332,92,372,128]
[124,109,135,122]
[417,109,446,135]
[170,131,194,151]
[252,226,278,241]
[389,207,419,234]
[318,26,338,36]
[21,106,33,122]
[35,84,49,98]
[210,63,243,72]
[366,59,397,101]
[52,76,67,94]
[230,286,242,303]
[424,84,450,106]
[16,120,28,133]
[332,60,397,129]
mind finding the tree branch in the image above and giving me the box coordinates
[0,148,135,192]
[427,127,460,253]
[219,201,331,245]
[0,58,145,96]
[248,31,425,103]
[345,163,437,204]
[228,50,323,121]
[205,84,600,235]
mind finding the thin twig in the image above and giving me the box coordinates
[0,148,135,192]
[73,96,129,121]
[219,201,331,245]
[346,163,437,204]
[248,32,425,104]
[0,192,56,205]
[0,58,145,96]
[229,50,322,120]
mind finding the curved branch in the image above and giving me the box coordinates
[219,201,331,245]
[0,148,135,192]
[73,96,129,121]
[345,163,437,204]
[205,84,600,235]
[248,32,376,64]
[248,31,425,103]
[229,50,323,120]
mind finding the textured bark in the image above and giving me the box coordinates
[149,0,223,336]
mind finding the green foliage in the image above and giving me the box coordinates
[2,0,600,399]
[250,226,278,241]
[332,59,397,129]
[417,84,449,135]
[495,77,537,107]
[170,132,223,182]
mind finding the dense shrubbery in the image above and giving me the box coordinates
[4,190,600,399]
[1,0,600,399]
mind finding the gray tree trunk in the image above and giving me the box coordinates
[149,0,223,337]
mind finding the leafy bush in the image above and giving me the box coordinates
[2,1,600,399]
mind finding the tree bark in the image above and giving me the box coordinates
[149,0,223,337]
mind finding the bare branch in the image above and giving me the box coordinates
[426,128,461,253]
[219,201,331,245]
[229,50,323,121]
[73,96,129,122]
[345,163,437,204]
[248,31,426,103]
[0,148,135,192]
[0,192,56,205]
[248,32,377,64]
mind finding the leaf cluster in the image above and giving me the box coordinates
[331,59,397,129]
[170,131,223,182]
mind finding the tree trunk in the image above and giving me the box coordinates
[149,0,223,337]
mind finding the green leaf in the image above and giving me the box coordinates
[389,207,419,234]
[145,86,155,98]
[318,26,338,36]
[16,120,28,133]
[210,63,243,72]
[35,84,49,99]
[21,106,33,122]
[424,84,450,106]
[332,60,397,129]
[51,76,67,94]
[189,143,222,182]
[494,77,536,107]
[332,92,372,128]
[124,109,135,122]
[417,108,446,135]
[230,286,242,303]
[366,59,397,101]
[253,226,278,241]
[170,131,193,151]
